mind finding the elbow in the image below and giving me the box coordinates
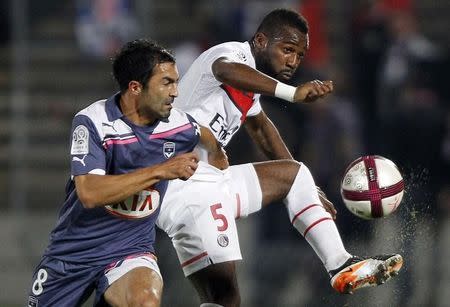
[76,189,99,209]
[212,59,233,83]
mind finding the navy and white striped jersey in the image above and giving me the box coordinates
[43,93,200,266]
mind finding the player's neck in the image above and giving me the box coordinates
[119,95,156,127]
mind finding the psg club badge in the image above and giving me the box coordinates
[217,234,229,247]
[163,142,175,159]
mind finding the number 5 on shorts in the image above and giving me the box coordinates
[210,203,228,231]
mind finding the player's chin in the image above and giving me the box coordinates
[276,72,293,82]
[159,109,171,120]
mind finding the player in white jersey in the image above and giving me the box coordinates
[157,9,403,306]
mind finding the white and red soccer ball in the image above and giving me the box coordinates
[340,155,404,219]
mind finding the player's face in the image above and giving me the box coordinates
[256,27,309,82]
[139,62,179,121]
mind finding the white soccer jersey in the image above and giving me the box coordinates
[158,42,266,276]
[174,41,262,148]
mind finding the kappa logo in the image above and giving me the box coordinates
[72,154,87,166]
[163,142,175,159]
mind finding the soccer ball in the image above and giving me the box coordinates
[340,155,404,219]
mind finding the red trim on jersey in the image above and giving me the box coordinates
[149,123,192,139]
[291,204,321,224]
[181,251,209,267]
[220,84,255,122]
[235,193,241,219]
[303,217,333,237]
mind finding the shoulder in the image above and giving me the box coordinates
[209,41,253,65]
[75,99,108,124]
[72,99,108,137]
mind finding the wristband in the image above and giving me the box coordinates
[274,82,296,102]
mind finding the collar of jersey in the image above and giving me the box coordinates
[105,92,124,122]
[105,92,162,132]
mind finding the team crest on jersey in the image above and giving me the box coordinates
[105,188,160,219]
[71,125,89,155]
[163,142,175,159]
[217,234,229,247]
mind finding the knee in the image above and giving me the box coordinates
[128,287,161,307]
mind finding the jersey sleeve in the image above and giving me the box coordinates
[70,114,106,176]
[185,113,201,149]
[205,44,251,75]
[246,93,262,117]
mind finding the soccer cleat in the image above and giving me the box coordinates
[329,254,403,294]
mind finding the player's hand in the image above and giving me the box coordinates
[294,80,333,103]
[159,152,199,181]
[317,186,337,219]
[208,147,229,170]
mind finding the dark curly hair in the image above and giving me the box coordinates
[112,39,175,92]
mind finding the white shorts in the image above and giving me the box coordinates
[157,161,262,276]
[104,253,162,286]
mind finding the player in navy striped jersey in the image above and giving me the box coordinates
[157,8,404,306]
[27,39,227,307]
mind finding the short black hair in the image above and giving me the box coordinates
[112,39,175,92]
[255,8,309,37]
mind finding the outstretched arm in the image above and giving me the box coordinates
[212,57,333,103]
[75,152,199,208]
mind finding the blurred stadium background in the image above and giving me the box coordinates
[0,0,449,306]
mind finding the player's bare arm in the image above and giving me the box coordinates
[244,111,292,160]
[198,126,229,170]
[75,152,199,208]
[212,57,278,96]
[212,57,333,104]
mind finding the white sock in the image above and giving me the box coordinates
[283,163,352,271]
[200,304,224,307]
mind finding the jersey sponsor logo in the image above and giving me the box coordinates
[71,125,89,155]
[209,113,239,145]
[163,142,176,159]
[72,154,87,166]
[105,188,160,219]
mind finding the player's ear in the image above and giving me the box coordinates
[253,32,269,50]
[129,81,142,95]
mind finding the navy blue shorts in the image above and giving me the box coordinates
[27,253,160,307]
[27,256,109,306]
